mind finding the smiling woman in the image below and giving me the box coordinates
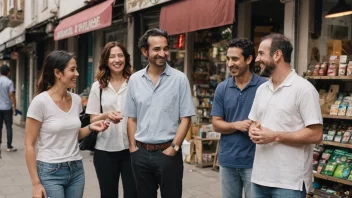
[24,50,110,198]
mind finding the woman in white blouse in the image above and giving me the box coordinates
[85,42,137,198]
[24,50,110,198]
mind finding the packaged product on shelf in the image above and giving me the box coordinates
[330,105,339,115]
[321,162,338,176]
[341,129,351,144]
[348,171,352,181]
[331,149,349,162]
[321,149,334,160]
[327,63,338,76]
[333,163,351,179]
[313,63,321,76]
[338,63,347,76]
[340,55,348,63]
[337,105,347,116]
[327,129,337,141]
[334,131,343,143]
[347,61,352,76]
[335,93,345,105]
[319,62,328,76]
[346,106,352,116]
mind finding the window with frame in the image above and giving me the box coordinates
[42,0,48,11]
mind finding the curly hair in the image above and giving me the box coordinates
[228,38,255,71]
[138,28,169,50]
[96,42,132,88]
[261,34,293,63]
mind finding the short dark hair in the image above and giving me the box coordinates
[0,65,10,75]
[261,34,293,63]
[138,28,169,50]
[228,38,255,71]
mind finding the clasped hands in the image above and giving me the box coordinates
[104,111,123,124]
[248,123,278,145]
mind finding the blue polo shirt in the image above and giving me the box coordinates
[211,74,266,168]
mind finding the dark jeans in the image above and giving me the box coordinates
[130,147,183,198]
[0,109,13,148]
[93,149,138,198]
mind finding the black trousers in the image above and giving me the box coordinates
[130,147,183,198]
[93,149,138,198]
[0,109,13,148]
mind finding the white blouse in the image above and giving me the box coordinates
[86,81,129,152]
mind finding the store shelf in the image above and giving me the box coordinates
[313,173,352,186]
[321,141,352,149]
[322,114,352,120]
[305,76,352,80]
[197,106,212,109]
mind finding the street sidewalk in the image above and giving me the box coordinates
[0,125,221,198]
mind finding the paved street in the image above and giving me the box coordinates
[0,125,221,198]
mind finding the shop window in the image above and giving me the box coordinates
[193,26,230,124]
[0,0,3,16]
[7,0,14,14]
[42,0,48,11]
[169,34,185,72]
[307,0,352,75]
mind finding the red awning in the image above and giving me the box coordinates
[160,0,235,35]
[54,0,114,40]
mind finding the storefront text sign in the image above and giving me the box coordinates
[54,0,113,40]
[126,0,172,13]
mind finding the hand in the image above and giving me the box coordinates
[249,125,278,144]
[129,145,139,153]
[162,146,177,157]
[32,183,47,198]
[90,120,110,132]
[233,120,252,132]
[104,111,123,124]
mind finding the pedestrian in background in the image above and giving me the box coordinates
[24,50,110,198]
[85,42,138,198]
[0,64,17,157]
[125,28,195,198]
[211,38,266,198]
[249,34,323,198]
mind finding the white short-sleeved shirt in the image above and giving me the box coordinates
[248,70,323,192]
[27,91,83,163]
[85,81,129,152]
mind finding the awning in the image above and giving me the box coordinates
[54,0,114,40]
[160,0,235,35]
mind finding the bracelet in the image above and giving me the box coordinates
[88,124,92,132]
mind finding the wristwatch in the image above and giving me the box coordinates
[171,142,180,152]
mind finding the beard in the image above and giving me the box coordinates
[261,60,276,77]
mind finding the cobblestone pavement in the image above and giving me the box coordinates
[0,125,221,198]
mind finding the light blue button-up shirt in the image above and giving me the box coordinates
[124,64,195,144]
[0,76,15,110]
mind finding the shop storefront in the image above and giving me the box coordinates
[54,0,114,94]
[299,0,352,197]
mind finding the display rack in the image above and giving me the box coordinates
[194,136,220,168]
[306,75,352,197]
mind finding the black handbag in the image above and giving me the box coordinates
[79,88,102,151]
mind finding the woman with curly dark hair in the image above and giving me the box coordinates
[85,42,137,198]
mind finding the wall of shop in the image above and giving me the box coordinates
[59,0,86,18]
[25,0,58,28]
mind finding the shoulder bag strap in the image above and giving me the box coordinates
[100,88,103,113]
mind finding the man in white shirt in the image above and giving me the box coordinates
[248,34,323,198]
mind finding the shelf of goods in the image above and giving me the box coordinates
[194,136,220,168]
[307,75,352,197]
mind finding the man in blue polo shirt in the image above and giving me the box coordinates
[211,38,266,198]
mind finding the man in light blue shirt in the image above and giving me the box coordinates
[0,65,17,157]
[125,28,195,198]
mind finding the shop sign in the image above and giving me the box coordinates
[126,0,172,13]
[10,51,19,60]
[6,34,25,48]
[56,16,101,40]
